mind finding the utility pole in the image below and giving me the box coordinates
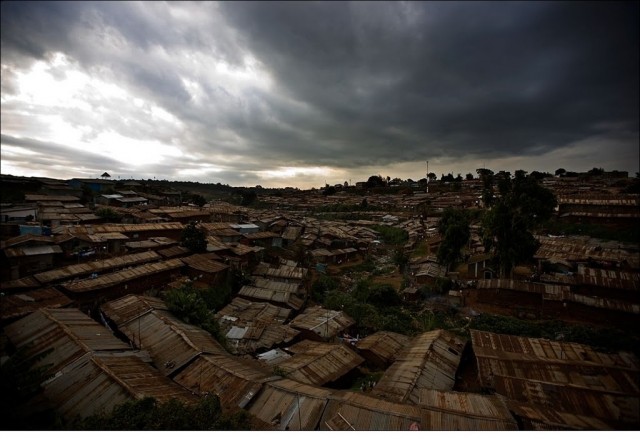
[426,161,429,193]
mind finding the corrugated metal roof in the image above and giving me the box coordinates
[55,222,184,235]
[62,258,183,293]
[43,351,197,421]
[477,279,570,296]
[372,330,466,404]
[277,340,364,386]
[246,378,333,430]
[237,285,304,310]
[479,278,638,313]
[253,264,308,281]
[34,251,162,284]
[257,349,292,366]
[413,262,447,278]
[100,294,168,326]
[471,330,639,372]
[320,392,423,431]
[181,253,229,273]
[289,306,355,340]
[542,267,640,291]
[416,389,518,430]
[252,277,301,294]
[507,401,615,430]
[282,226,302,241]
[102,296,226,377]
[493,375,639,427]
[557,197,639,206]
[3,308,135,388]
[173,353,275,408]
[216,297,292,325]
[471,330,640,429]
[534,235,640,268]
[356,331,411,365]
[5,245,63,258]
[0,276,41,291]
[2,233,53,248]
[0,287,72,322]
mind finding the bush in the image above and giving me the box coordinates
[72,395,250,430]
[370,225,409,245]
[163,286,226,346]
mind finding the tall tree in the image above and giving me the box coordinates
[437,208,470,271]
[181,222,207,253]
[477,168,495,206]
[482,170,557,277]
[366,175,385,188]
[190,194,206,207]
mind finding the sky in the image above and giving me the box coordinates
[1,1,638,189]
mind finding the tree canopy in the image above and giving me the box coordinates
[190,194,206,207]
[437,208,470,270]
[482,170,557,276]
[73,395,250,430]
[181,222,207,253]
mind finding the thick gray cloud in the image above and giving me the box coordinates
[1,1,638,187]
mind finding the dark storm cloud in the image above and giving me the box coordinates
[1,1,638,184]
[219,1,639,164]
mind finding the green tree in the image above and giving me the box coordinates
[465,173,474,180]
[322,185,337,196]
[366,175,385,188]
[370,225,409,245]
[181,222,207,253]
[311,275,339,303]
[95,207,122,222]
[437,208,470,271]
[239,190,257,206]
[0,346,55,429]
[482,170,557,277]
[477,168,495,207]
[163,285,225,346]
[73,395,250,430]
[190,194,206,207]
[392,249,409,271]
